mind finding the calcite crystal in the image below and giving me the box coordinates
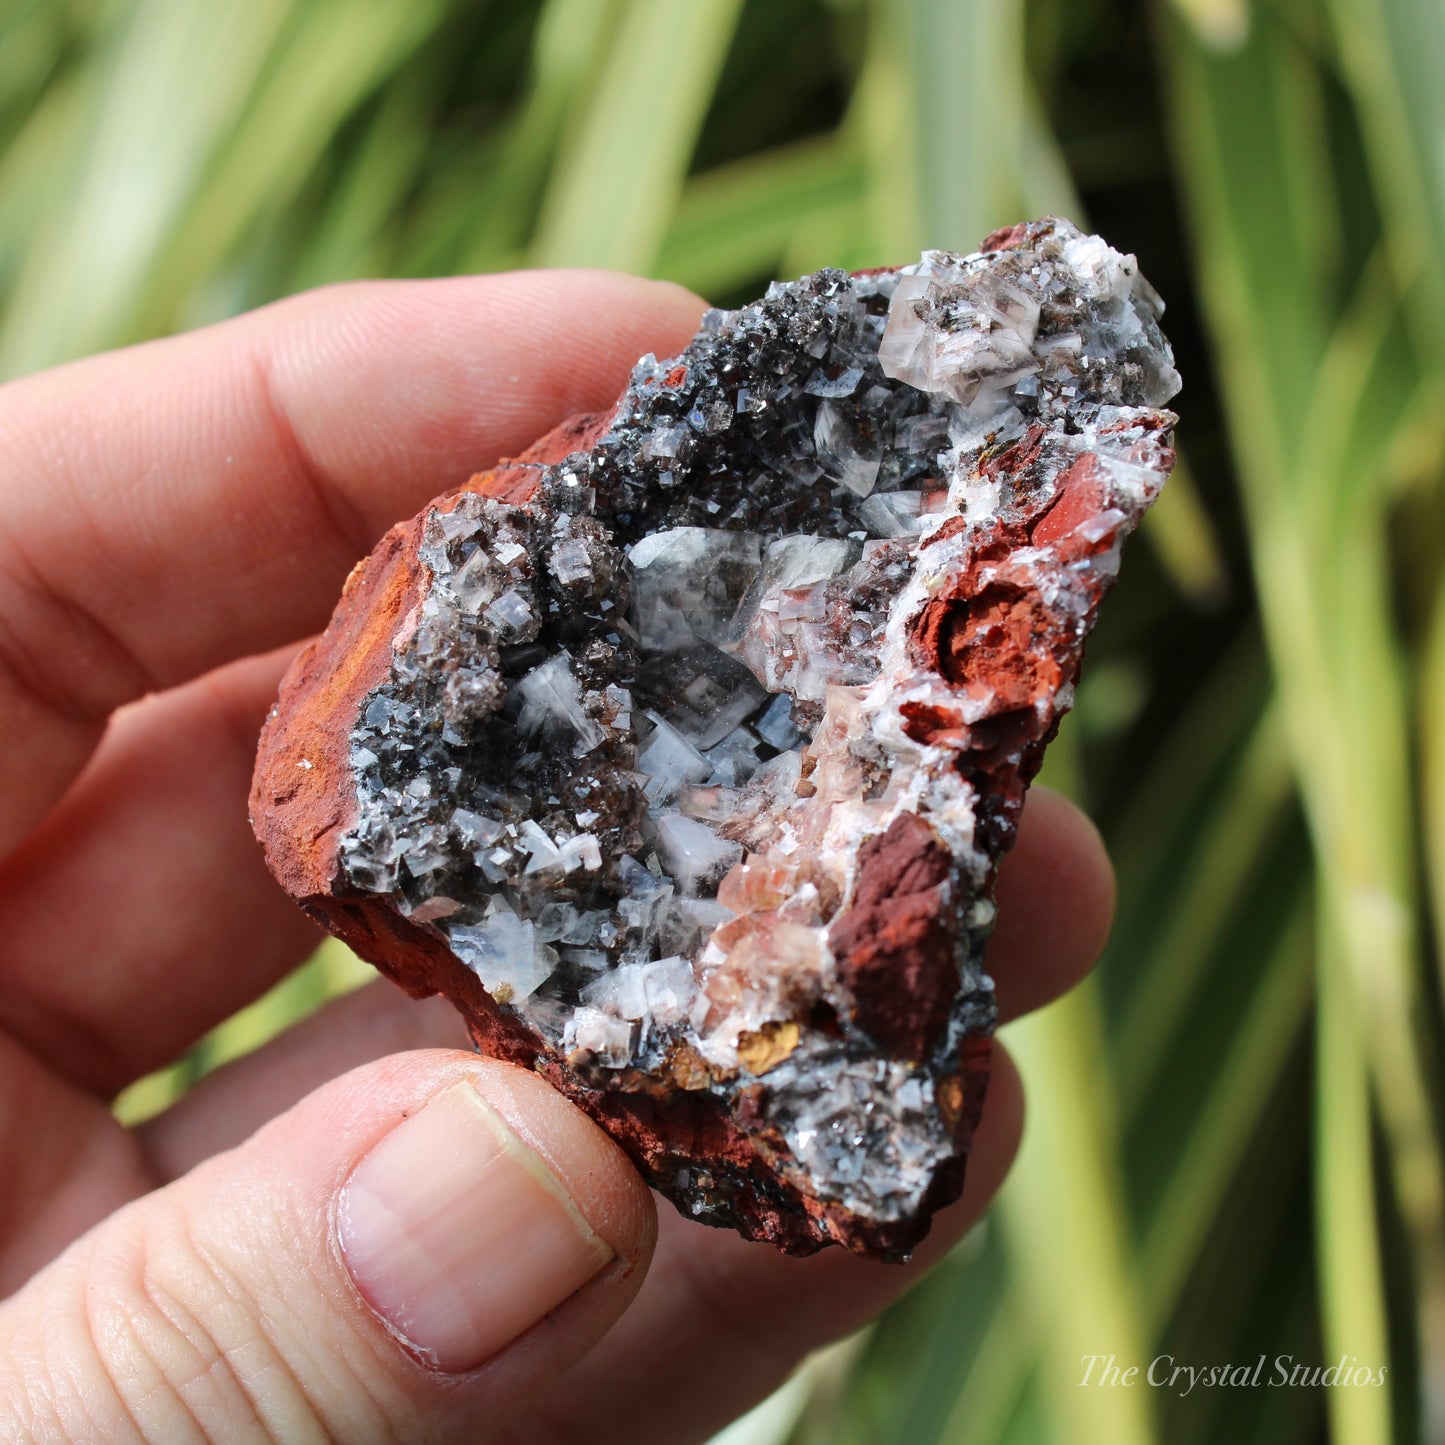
[252,218,1179,1260]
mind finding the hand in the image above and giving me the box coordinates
[0,273,1114,1443]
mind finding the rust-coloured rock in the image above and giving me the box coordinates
[252,219,1178,1259]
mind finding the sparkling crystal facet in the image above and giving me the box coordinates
[253,218,1179,1259]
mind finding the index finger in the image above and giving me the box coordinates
[0,272,708,853]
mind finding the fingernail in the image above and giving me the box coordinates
[338,1079,614,1372]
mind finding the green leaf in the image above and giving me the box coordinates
[999,986,1158,1445]
[655,137,864,298]
[1327,0,1445,359]
[529,0,745,272]
[0,0,299,373]
[139,0,447,333]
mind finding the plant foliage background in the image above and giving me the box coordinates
[4,1,1443,1441]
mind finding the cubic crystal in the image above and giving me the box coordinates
[252,217,1179,1260]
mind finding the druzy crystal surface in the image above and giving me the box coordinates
[253,217,1179,1258]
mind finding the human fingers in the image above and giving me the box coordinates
[0,270,707,854]
[102,784,1094,1442]
[988,784,1115,1023]
[139,982,470,1184]
[0,1031,154,1298]
[0,648,321,1096]
[0,1052,656,1443]
[501,1046,1025,1445]
[0,982,465,1299]
[473,792,1103,1441]
[140,1015,1021,1445]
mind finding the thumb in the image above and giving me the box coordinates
[0,1051,656,1442]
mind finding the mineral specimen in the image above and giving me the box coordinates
[251,217,1179,1260]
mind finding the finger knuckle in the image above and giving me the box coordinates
[0,518,160,730]
[20,1205,353,1444]
[91,1215,307,1442]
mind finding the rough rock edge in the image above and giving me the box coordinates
[253,406,993,1259]
[252,229,1175,1260]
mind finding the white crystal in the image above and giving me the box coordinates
[803,364,864,398]
[637,955,697,1026]
[652,812,744,897]
[879,267,1041,407]
[581,956,697,1030]
[703,725,764,786]
[539,904,611,944]
[640,424,689,461]
[550,537,593,584]
[483,587,535,636]
[556,833,603,872]
[448,903,554,1000]
[581,962,649,1019]
[448,549,501,613]
[627,527,761,648]
[517,819,567,877]
[565,1006,636,1067]
[514,653,605,754]
[758,534,858,592]
[450,806,502,847]
[638,710,712,803]
[562,948,611,971]
[856,490,923,539]
[813,400,880,497]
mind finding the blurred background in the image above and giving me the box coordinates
[2,0,1442,1441]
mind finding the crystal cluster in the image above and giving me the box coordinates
[252,218,1179,1259]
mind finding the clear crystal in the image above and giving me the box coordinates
[334,218,1180,1238]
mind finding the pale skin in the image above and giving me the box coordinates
[0,272,1114,1443]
